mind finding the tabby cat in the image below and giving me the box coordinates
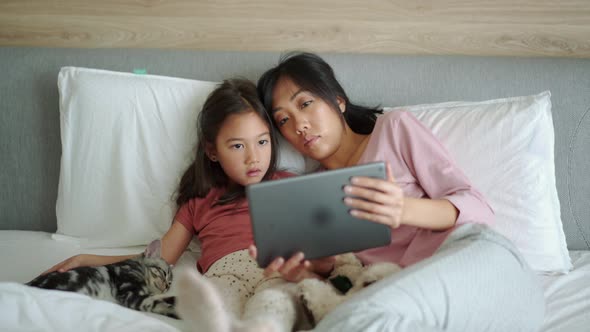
[26,239,178,318]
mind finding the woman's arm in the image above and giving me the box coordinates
[344,166,459,231]
[43,220,192,274]
[345,111,493,231]
[403,197,458,230]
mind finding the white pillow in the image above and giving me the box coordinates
[56,67,305,248]
[386,91,571,274]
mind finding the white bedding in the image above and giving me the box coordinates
[0,231,193,331]
[540,251,590,332]
[1,231,589,332]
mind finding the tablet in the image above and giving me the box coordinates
[246,162,392,267]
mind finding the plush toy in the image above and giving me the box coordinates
[297,253,401,326]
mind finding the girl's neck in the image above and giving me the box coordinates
[321,129,371,170]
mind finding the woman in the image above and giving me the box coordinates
[252,52,545,332]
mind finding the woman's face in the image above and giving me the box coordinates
[271,77,345,162]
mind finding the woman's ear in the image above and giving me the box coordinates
[205,143,218,162]
[336,97,346,113]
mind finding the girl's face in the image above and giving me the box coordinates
[208,110,272,187]
[271,77,345,162]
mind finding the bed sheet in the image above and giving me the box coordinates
[1,231,589,331]
[539,250,590,332]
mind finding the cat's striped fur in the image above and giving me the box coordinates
[26,239,177,318]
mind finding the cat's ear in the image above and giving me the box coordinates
[144,239,162,259]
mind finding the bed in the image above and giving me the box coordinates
[1,47,589,331]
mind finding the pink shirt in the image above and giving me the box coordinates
[175,171,293,273]
[355,110,494,267]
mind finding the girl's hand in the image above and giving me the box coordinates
[42,254,95,275]
[42,254,134,275]
[343,162,405,229]
[248,245,334,282]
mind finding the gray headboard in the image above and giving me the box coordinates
[1,47,589,250]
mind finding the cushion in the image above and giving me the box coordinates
[55,67,305,248]
[385,91,571,273]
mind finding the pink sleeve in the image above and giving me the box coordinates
[174,200,196,235]
[392,111,494,226]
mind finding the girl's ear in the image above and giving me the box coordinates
[205,143,218,162]
[336,96,346,113]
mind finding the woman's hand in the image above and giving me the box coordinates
[343,163,405,229]
[248,245,335,282]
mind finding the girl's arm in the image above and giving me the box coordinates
[42,253,138,275]
[160,221,193,265]
[43,220,192,274]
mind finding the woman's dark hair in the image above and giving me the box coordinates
[257,52,382,134]
[176,79,279,207]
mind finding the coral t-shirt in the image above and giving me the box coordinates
[355,110,495,267]
[174,171,294,273]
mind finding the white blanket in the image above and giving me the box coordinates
[0,282,184,332]
[1,231,590,331]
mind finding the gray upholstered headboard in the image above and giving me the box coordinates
[1,47,588,250]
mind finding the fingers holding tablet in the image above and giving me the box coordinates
[266,252,317,282]
[250,244,336,282]
[344,162,405,229]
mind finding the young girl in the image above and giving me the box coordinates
[44,79,308,332]
[253,52,546,331]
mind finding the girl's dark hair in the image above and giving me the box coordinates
[176,79,279,207]
[257,52,383,134]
